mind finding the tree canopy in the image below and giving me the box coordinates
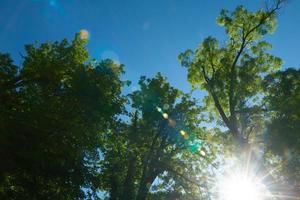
[0,34,125,199]
[0,0,299,199]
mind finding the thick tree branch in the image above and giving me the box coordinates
[227,0,283,139]
[229,38,246,126]
[201,65,238,136]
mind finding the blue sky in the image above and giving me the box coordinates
[0,0,299,94]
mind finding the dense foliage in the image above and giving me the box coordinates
[263,68,300,191]
[0,34,125,199]
[0,0,299,199]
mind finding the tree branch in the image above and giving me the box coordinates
[227,0,283,138]
[200,65,236,135]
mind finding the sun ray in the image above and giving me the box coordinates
[262,193,300,200]
[255,164,282,184]
[244,147,253,177]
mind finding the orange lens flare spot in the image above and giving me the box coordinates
[79,29,89,40]
[168,119,176,127]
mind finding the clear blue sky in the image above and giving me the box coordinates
[0,0,299,93]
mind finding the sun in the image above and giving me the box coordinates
[218,170,268,200]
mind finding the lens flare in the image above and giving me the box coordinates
[180,130,189,139]
[199,149,206,156]
[219,174,261,200]
[162,113,168,119]
[101,50,120,64]
[163,104,169,110]
[156,107,162,113]
[168,118,176,127]
[79,29,89,40]
[180,130,186,136]
[217,160,271,200]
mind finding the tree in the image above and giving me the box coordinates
[263,68,300,193]
[1,1,298,199]
[0,33,125,199]
[98,74,217,200]
[178,0,286,195]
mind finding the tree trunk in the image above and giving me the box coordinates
[109,172,118,200]
[136,168,159,200]
[135,175,149,200]
[121,156,137,200]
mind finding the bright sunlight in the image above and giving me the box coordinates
[218,172,267,200]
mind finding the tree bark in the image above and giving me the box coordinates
[135,131,159,200]
[109,171,119,200]
[121,156,137,200]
